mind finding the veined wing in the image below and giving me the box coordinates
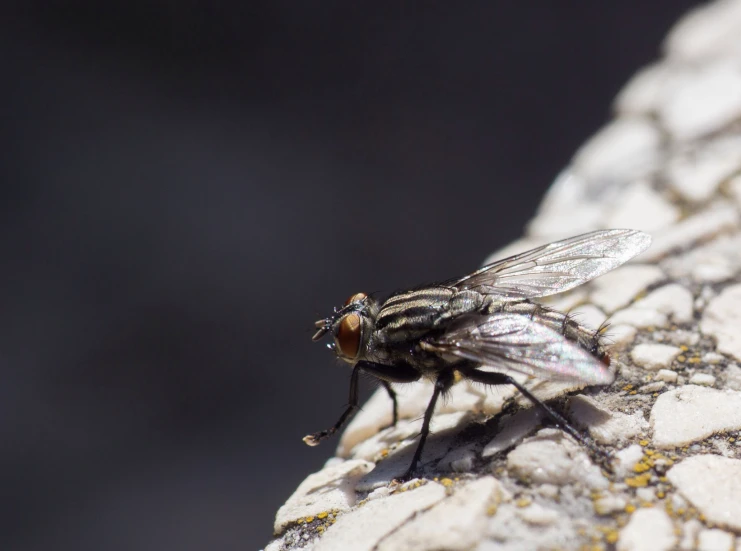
[427,313,613,385]
[450,229,651,300]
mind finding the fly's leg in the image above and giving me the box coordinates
[304,361,419,446]
[303,364,361,446]
[400,369,455,481]
[380,380,399,427]
[465,369,612,470]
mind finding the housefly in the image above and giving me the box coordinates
[306,229,651,479]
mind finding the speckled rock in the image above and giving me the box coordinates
[267,2,741,549]
[650,385,741,448]
[617,508,676,551]
[668,455,741,532]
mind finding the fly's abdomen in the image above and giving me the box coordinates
[503,301,609,364]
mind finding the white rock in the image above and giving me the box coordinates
[594,494,627,516]
[516,502,560,526]
[274,459,374,533]
[376,478,503,551]
[483,408,542,458]
[615,62,675,115]
[697,528,735,551]
[701,284,741,362]
[680,519,703,551]
[606,181,681,231]
[314,482,447,551]
[665,0,741,62]
[614,445,645,478]
[438,444,478,473]
[658,61,741,141]
[635,487,656,503]
[650,385,741,448]
[730,173,741,210]
[702,352,725,364]
[617,508,676,551]
[572,117,661,185]
[654,369,678,383]
[665,233,741,283]
[639,202,739,262]
[568,395,648,444]
[607,324,638,346]
[506,430,608,489]
[631,343,682,370]
[631,284,694,324]
[666,134,741,203]
[589,264,664,313]
[726,364,741,391]
[688,373,716,386]
[610,307,667,329]
[528,170,607,238]
[569,303,607,331]
[667,455,741,531]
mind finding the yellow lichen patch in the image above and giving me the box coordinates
[625,504,636,514]
[305,516,315,523]
[440,478,454,488]
[688,357,701,364]
[656,491,665,499]
[625,473,652,487]
[486,504,498,516]
[317,511,328,520]
[639,439,649,447]
[679,345,688,352]
[639,501,654,508]
[629,390,637,395]
[605,530,619,544]
[380,449,389,458]
[516,497,532,508]
[623,384,634,391]
[633,461,651,473]
[676,355,686,362]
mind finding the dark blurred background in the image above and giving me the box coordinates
[1,2,702,550]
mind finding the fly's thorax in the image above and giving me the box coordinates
[374,286,484,344]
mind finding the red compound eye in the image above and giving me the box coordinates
[336,313,361,358]
[344,292,367,306]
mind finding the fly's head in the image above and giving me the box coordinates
[312,292,378,363]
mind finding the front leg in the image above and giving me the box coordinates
[401,369,456,481]
[303,361,420,447]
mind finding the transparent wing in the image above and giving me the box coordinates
[450,229,651,300]
[428,313,613,385]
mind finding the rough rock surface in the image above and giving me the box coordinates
[266,2,741,549]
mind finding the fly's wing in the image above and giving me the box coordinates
[428,313,613,385]
[450,229,651,300]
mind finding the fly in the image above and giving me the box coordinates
[306,229,652,479]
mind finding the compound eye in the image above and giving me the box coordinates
[336,313,361,358]
[344,292,367,306]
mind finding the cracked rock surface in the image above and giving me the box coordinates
[266,1,741,549]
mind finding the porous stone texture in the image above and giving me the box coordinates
[266,2,741,549]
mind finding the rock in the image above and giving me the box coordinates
[701,283,741,362]
[667,455,741,531]
[568,395,648,444]
[665,0,741,61]
[313,482,447,551]
[630,284,694,324]
[482,408,542,458]
[572,118,661,186]
[506,429,608,489]
[639,202,739,262]
[589,264,665,313]
[274,459,374,533]
[654,369,678,383]
[697,528,735,551]
[516,502,560,526]
[617,508,676,551]
[650,385,741,448]
[688,373,716,386]
[613,444,645,478]
[631,343,681,370]
[568,303,607,331]
[658,61,741,141]
[605,181,681,231]
[376,478,503,551]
